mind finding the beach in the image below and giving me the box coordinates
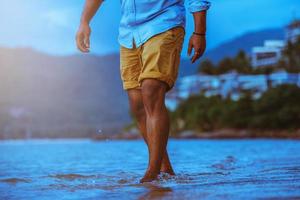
[1,139,300,199]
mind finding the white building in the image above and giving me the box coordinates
[165,71,300,111]
[285,20,300,43]
[165,20,300,111]
[251,40,285,68]
[251,19,300,68]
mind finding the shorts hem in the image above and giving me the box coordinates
[123,81,140,90]
[138,72,175,92]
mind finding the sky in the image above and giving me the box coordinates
[0,0,299,58]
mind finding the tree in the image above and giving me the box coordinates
[198,59,215,74]
[280,36,300,72]
[217,57,235,74]
[233,50,252,73]
[251,84,300,129]
[170,84,300,133]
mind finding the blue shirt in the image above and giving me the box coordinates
[103,0,211,49]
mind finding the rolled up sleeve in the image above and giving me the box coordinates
[187,0,211,13]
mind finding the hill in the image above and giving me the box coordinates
[203,27,285,63]
[0,27,285,138]
[177,28,285,77]
[0,47,130,138]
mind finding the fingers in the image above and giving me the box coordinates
[191,53,198,63]
[84,33,90,49]
[187,40,193,56]
[191,48,204,63]
[76,32,90,53]
[76,34,87,53]
[188,35,206,63]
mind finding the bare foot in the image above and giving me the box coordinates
[160,163,175,175]
[160,167,175,175]
[139,170,159,183]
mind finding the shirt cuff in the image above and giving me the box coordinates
[188,1,211,13]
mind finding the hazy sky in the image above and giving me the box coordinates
[0,0,299,57]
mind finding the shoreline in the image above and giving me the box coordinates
[91,128,300,140]
[1,129,299,140]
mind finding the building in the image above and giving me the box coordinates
[165,71,300,111]
[165,19,300,111]
[285,19,300,43]
[251,19,300,68]
[251,40,285,68]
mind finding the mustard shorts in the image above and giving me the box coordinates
[119,26,185,92]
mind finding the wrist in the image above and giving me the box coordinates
[80,19,90,26]
[193,32,206,36]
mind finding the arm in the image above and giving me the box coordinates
[76,0,104,53]
[187,1,211,63]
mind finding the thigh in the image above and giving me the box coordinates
[138,26,185,92]
[120,45,143,90]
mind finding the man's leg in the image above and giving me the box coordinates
[139,79,171,182]
[127,88,175,175]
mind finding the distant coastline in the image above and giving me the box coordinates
[90,128,300,140]
[1,128,299,140]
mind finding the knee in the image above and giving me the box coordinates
[141,79,167,113]
[127,90,146,120]
[131,102,145,120]
[128,98,145,121]
[141,79,167,99]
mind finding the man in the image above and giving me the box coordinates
[76,0,211,183]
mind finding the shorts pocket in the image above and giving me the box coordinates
[169,26,185,38]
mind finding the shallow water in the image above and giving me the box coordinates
[0,139,300,200]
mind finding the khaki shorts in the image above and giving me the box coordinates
[119,26,185,92]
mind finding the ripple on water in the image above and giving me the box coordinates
[211,155,237,170]
[1,140,300,199]
[36,172,203,192]
[0,177,32,184]
[46,173,98,181]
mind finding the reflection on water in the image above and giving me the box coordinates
[0,139,300,199]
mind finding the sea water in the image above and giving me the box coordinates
[0,139,300,200]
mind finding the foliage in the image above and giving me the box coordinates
[198,50,252,75]
[170,84,300,133]
[277,36,300,72]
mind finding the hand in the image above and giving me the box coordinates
[187,34,206,63]
[76,23,91,53]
